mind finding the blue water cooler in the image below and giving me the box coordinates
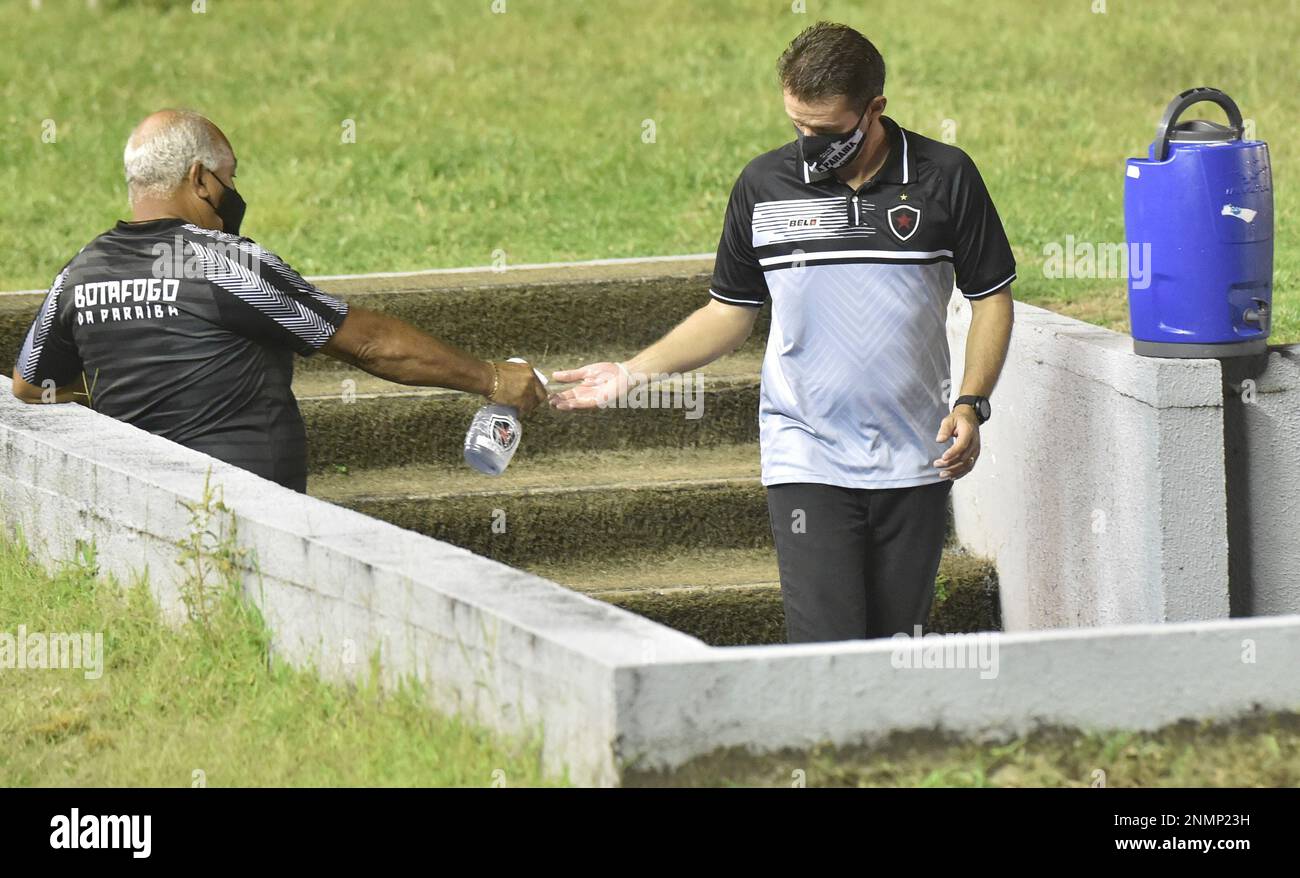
[1124,87,1273,357]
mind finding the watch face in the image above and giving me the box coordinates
[977,398,991,421]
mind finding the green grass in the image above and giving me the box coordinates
[0,0,1296,340]
[3,526,1297,788]
[630,715,1300,787]
[0,528,561,787]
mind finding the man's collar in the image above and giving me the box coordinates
[794,114,916,187]
[115,217,187,233]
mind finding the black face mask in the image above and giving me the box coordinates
[795,103,871,174]
[201,168,247,236]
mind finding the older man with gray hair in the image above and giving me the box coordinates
[12,109,545,491]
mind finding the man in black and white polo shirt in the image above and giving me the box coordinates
[551,22,1015,642]
[11,109,546,492]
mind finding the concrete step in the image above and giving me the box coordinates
[534,547,785,646]
[524,546,1000,646]
[292,347,764,400]
[2,259,1003,649]
[309,445,767,565]
[0,291,42,372]
[0,259,772,376]
[299,364,761,473]
[297,263,771,373]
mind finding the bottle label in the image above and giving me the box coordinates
[488,414,520,453]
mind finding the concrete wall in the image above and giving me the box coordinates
[946,297,1230,630]
[1223,345,1300,617]
[0,377,710,786]
[617,615,1300,777]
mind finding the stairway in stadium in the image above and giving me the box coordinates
[0,258,1000,645]
[298,258,1001,645]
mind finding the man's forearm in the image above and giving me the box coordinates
[624,300,757,377]
[327,309,493,395]
[959,290,1014,398]
[365,329,492,394]
[10,371,89,406]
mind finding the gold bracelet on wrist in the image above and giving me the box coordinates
[485,361,501,403]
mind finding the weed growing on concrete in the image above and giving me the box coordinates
[174,470,268,657]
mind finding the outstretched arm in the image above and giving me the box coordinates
[320,305,546,415]
[550,298,759,411]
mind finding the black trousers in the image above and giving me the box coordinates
[766,480,953,643]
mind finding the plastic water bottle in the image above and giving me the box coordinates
[463,358,547,476]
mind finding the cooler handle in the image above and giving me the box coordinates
[1153,87,1243,161]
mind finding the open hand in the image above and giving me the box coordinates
[548,362,631,411]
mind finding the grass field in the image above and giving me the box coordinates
[632,713,1300,787]
[1,0,1296,340]
[0,529,559,787]
[4,529,1297,787]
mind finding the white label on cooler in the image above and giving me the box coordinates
[1221,204,1257,223]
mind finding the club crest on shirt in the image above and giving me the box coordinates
[887,204,921,242]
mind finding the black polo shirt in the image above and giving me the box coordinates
[15,219,349,491]
[709,115,1016,488]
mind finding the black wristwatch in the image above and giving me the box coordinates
[953,395,991,424]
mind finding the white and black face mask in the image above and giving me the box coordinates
[795,103,870,174]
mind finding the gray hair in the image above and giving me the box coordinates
[123,110,232,202]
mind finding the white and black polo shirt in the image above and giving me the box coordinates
[711,115,1016,489]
